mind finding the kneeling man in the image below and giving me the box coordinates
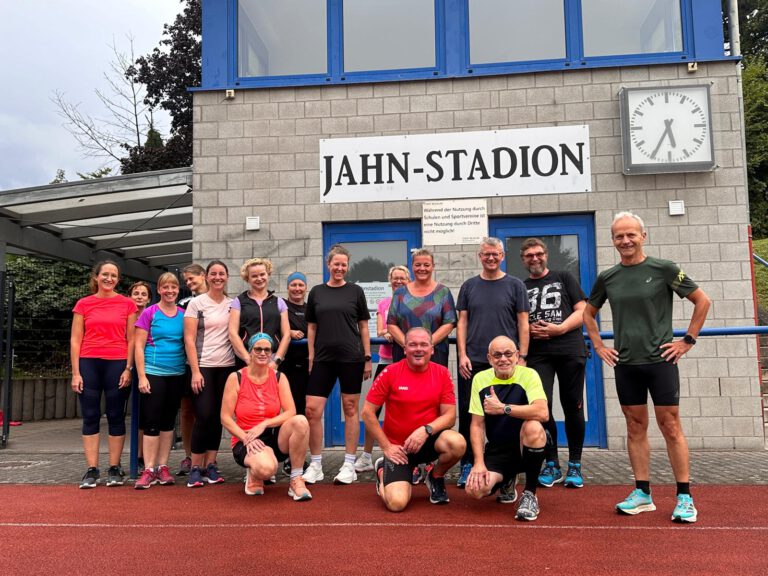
[362,328,466,512]
[466,336,548,521]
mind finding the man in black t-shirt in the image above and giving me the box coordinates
[521,238,587,490]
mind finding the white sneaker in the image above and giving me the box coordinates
[354,453,374,472]
[334,461,358,485]
[302,461,324,484]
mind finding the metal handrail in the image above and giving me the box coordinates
[753,252,768,269]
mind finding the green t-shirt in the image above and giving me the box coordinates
[587,256,698,365]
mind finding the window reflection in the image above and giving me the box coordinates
[506,235,580,281]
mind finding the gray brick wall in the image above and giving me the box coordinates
[193,60,764,450]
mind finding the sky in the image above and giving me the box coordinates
[0,1,184,191]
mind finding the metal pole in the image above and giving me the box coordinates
[0,270,7,448]
[129,374,140,479]
[2,278,15,448]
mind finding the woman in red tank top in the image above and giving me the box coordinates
[221,333,312,500]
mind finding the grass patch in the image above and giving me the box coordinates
[754,238,768,316]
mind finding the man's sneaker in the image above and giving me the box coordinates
[288,476,313,501]
[564,461,584,489]
[134,468,157,490]
[204,463,225,484]
[79,467,100,489]
[105,465,125,487]
[515,490,540,521]
[177,456,192,476]
[333,461,358,485]
[354,453,374,473]
[374,457,384,496]
[244,469,264,496]
[496,478,518,504]
[156,465,175,486]
[456,462,472,489]
[616,489,656,515]
[426,470,450,504]
[538,461,563,487]
[411,465,424,485]
[302,461,324,484]
[187,466,205,488]
[671,494,698,523]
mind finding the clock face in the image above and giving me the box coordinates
[621,85,715,174]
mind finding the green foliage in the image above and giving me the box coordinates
[49,169,68,184]
[737,0,768,59]
[145,124,164,149]
[753,238,768,318]
[742,57,768,237]
[76,167,113,180]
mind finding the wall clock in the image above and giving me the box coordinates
[619,85,715,175]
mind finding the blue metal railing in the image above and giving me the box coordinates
[753,252,768,269]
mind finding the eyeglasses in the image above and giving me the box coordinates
[523,251,546,260]
[479,252,503,259]
[251,346,272,355]
[490,350,517,359]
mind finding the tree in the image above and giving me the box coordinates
[122,0,201,173]
[742,57,768,237]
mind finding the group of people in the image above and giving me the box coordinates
[70,211,709,524]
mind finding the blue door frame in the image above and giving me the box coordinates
[322,221,422,446]
[490,214,607,448]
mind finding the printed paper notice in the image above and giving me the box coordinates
[422,199,488,246]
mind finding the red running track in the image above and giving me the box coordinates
[1,484,766,575]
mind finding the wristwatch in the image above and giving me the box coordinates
[683,334,697,345]
[503,404,512,416]
[424,424,433,436]
[364,355,372,361]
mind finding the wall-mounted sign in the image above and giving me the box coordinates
[320,126,591,203]
[422,199,487,246]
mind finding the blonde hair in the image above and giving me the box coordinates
[326,244,350,264]
[388,265,411,281]
[240,258,273,280]
[157,272,179,287]
[411,248,434,263]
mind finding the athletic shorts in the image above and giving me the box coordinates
[381,434,441,486]
[232,427,288,467]
[307,361,365,397]
[483,442,522,485]
[615,361,680,406]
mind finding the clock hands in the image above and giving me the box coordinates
[651,118,676,159]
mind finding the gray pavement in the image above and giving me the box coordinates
[1,418,767,486]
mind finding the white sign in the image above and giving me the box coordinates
[358,281,390,339]
[320,126,591,203]
[422,199,487,246]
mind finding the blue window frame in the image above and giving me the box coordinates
[200,0,731,90]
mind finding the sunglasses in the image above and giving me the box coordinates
[251,346,272,354]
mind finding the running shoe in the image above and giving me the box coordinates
[496,478,518,504]
[244,469,264,496]
[564,461,584,489]
[671,494,698,523]
[177,456,192,476]
[616,489,656,515]
[79,467,100,489]
[134,468,157,490]
[302,461,324,484]
[204,463,225,484]
[105,465,125,487]
[538,461,563,487]
[456,462,472,489]
[187,466,205,488]
[411,464,424,485]
[333,461,358,485]
[288,476,313,501]
[354,453,374,473]
[265,475,277,485]
[155,465,175,486]
[374,457,384,496]
[426,470,450,504]
[515,490,540,521]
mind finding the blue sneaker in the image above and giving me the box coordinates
[186,466,205,488]
[456,462,472,489]
[671,494,697,523]
[564,461,584,488]
[616,489,656,515]
[204,463,225,484]
[538,461,563,487]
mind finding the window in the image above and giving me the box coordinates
[582,0,683,57]
[468,0,565,64]
[343,0,436,72]
[238,0,327,77]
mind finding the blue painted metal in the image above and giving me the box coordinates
[754,253,768,269]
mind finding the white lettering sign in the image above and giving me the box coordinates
[422,199,487,246]
[320,126,591,203]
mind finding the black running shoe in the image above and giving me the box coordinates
[426,470,449,504]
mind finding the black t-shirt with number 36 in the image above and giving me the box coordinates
[524,270,587,357]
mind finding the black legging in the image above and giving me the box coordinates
[527,354,586,462]
[140,374,184,436]
[280,359,309,416]
[457,361,491,465]
[191,366,233,453]
[78,358,130,436]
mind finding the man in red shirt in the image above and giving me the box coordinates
[362,327,466,512]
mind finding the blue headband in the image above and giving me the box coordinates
[247,333,274,352]
[286,272,307,286]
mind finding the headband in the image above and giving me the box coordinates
[286,272,307,286]
[247,333,274,352]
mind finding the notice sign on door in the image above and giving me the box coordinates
[422,199,487,246]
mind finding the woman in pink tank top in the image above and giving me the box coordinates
[221,332,312,501]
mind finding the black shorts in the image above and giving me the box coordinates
[615,362,680,406]
[484,442,522,485]
[307,361,365,397]
[381,434,440,486]
[231,427,288,467]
